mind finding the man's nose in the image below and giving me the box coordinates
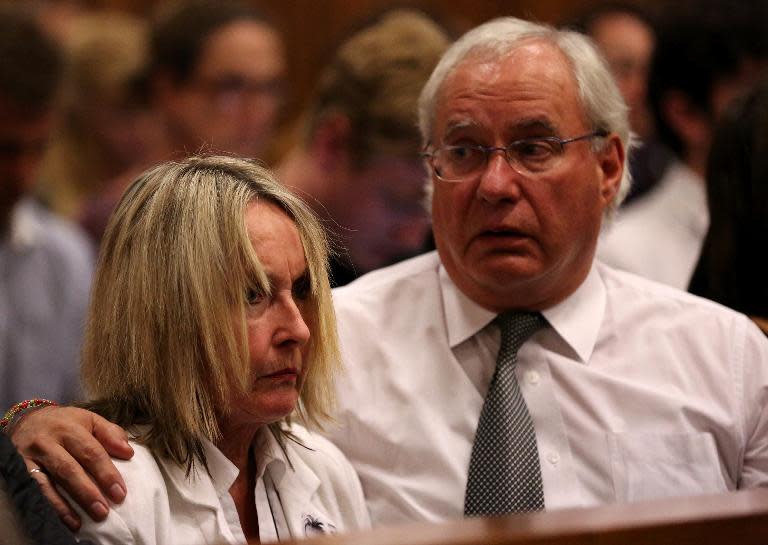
[475,151,523,203]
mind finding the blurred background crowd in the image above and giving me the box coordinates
[1,0,767,409]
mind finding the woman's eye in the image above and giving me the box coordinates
[292,274,311,301]
[245,288,264,305]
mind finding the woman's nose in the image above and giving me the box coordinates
[274,296,311,348]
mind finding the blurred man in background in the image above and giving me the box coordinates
[0,6,93,409]
[597,0,768,289]
[568,3,673,206]
[277,9,450,285]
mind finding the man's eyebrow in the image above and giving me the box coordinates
[511,119,557,134]
[440,118,558,141]
[443,120,481,139]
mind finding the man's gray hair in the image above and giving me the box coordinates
[417,17,633,216]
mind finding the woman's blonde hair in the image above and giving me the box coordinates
[81,155,339,472]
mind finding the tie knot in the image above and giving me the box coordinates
[496,311,546,357]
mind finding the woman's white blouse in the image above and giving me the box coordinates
[71,425,370,544]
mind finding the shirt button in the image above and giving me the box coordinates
[547,452,560,465]
[526,371,540,385]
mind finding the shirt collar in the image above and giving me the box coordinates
[540,264,605,363]
[253,425,322,506]
[253,426,288,487]
[6,199,43,250]
[156,427,286,507]
[201,438,241,498]
[440,264,495,348]
[440,261,605,364]
[206,426,294,498]
[155,436,239,508]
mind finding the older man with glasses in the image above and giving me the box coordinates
[7,16,768,531]
[328,16,768,525]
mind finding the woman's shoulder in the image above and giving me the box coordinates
[286,425,353,474]
[109,439,171,512]
[118,438,215,504]
[114,439,166,485]
[67,441,172,544]
[284,424,371,530]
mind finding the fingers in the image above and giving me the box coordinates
[29,439,113,522]
[93,418,134,460]
[25,458,81,532]
[61,427,127,505]
[11,406,132,521]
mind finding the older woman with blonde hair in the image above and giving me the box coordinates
[71,155,369,543]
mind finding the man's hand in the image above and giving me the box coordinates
[10,405,134,531]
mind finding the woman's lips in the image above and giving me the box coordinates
[261,368,299,380]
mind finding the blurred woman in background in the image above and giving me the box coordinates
[37,12,161,220]
[689,77,768,335]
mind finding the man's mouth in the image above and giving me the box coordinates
[480,226,528,238]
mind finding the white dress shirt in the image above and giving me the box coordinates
[73,425,370,544]
[329,251,768,526]
[597,160,708,289]
[0,198,93,409]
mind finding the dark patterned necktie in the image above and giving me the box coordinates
[464,311,547,516]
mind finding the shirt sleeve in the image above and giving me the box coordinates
[63,448,165,545]
[737,317,768,488]
[75,509,136,545]
[336,444,372,530]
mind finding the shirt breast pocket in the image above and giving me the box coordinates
[608,432,728,502]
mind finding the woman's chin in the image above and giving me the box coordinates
[253,389,300,424]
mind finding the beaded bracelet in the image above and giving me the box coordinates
[0,399,58,431]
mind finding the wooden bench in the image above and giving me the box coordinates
[274,489,768,545]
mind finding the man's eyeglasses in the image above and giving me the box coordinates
[421,130,608,182]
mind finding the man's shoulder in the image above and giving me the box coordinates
[286,425,370,530]
[288,425,355,476]
[332,252,444,357]
[333,251,441,308]
[598,262,753,331]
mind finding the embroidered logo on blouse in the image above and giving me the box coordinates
[303,514,337,536]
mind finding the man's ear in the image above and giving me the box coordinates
[598,133,624,205]
[307,112,352,172]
